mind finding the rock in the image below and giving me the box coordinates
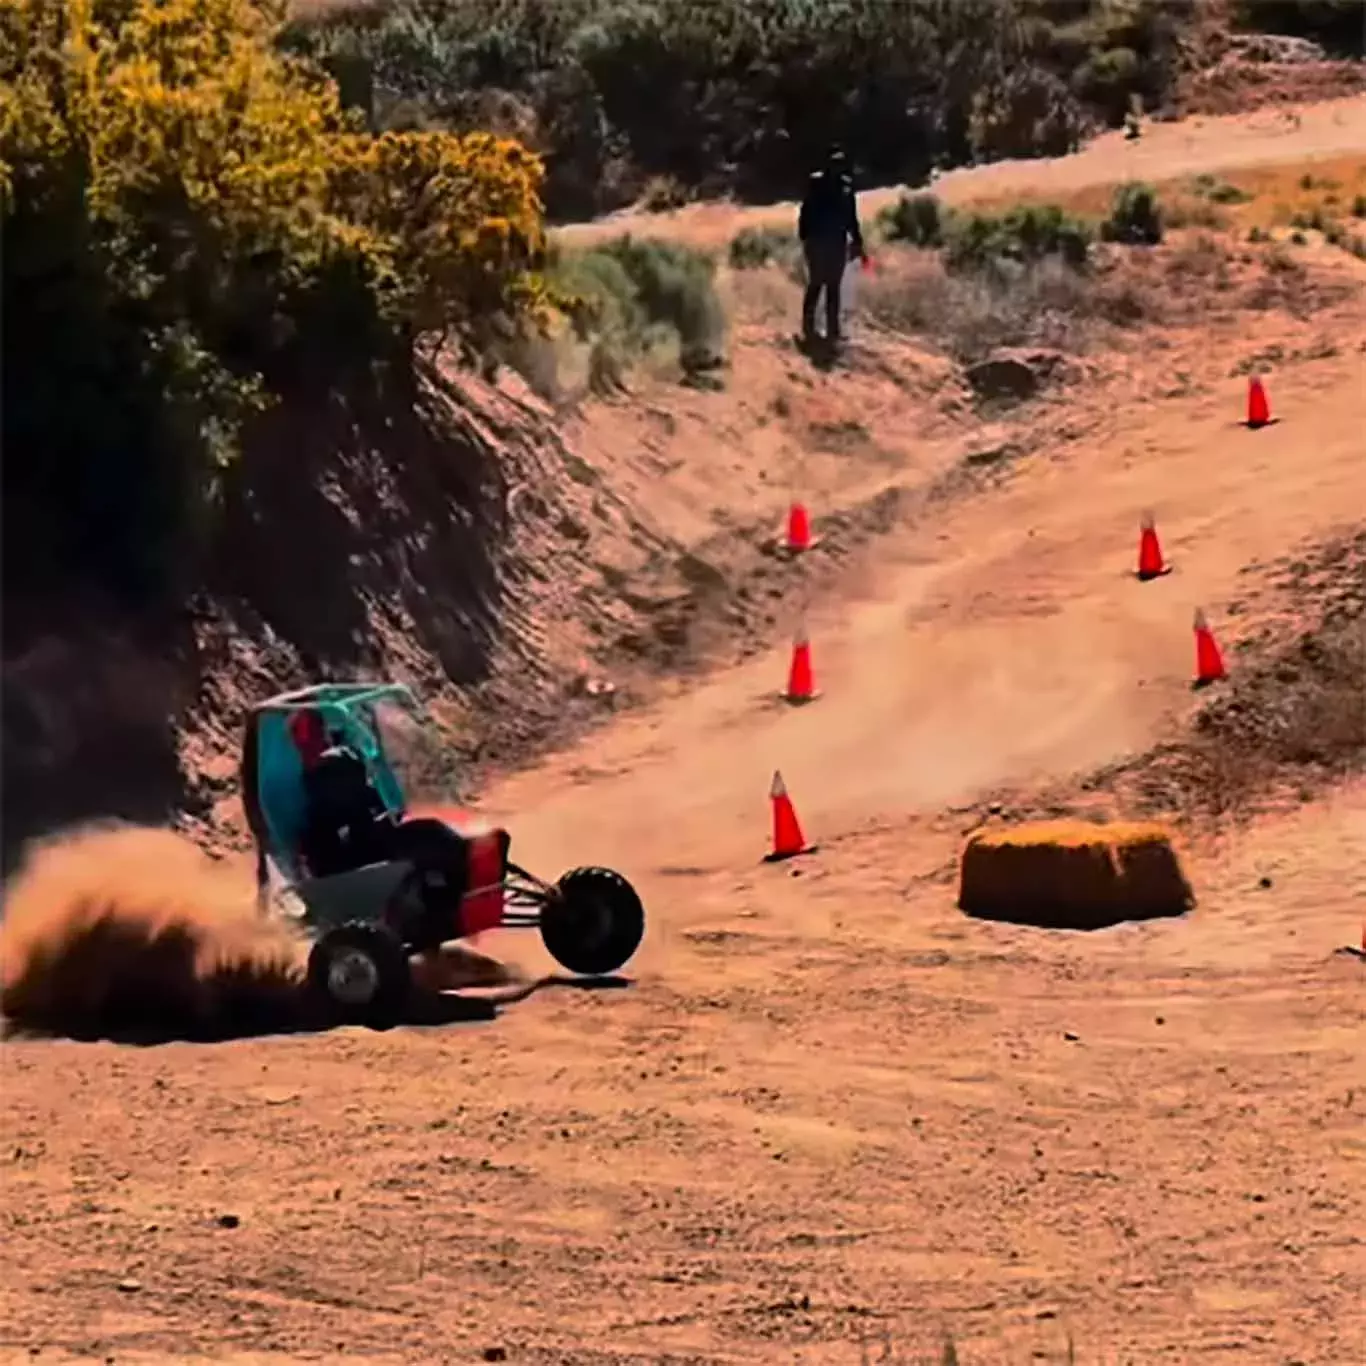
[117,1278,142,1293]
[965,348,1068,404]
[1228,32,1325,65]
[216,1213,240,1229]
[963,441,1019,469]
[964,355,1039,403]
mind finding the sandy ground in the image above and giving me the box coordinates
[3,110,1366,1366]
[557,94,1366,252]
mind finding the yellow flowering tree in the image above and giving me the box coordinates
[0,0,549,597]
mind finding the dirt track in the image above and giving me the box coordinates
[4,107,1366,1365]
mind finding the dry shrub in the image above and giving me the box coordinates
[1147,617,1366,821]
[0,824,306,1041]
[959,820,1194,930]
[1119,531,1366,824]
[861,250,1149,363]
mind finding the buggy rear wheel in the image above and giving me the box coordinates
[539,867,644,977]
[307,922,412,1027]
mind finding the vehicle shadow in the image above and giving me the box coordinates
[400,971,633,1030]
[1,971,634,1048]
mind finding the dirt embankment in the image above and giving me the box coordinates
[0,304,983,874]
[0,364,703,870]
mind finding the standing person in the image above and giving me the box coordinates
[797,146,866,351]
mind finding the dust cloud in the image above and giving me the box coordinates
[0,824,305,1041]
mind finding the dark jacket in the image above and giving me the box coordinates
[798,169,864,256]
[300,744,391,877]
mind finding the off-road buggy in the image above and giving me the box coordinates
[240,683,644,1025]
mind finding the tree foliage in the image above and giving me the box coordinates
[287,0,1199,221]
[1,0,550,600]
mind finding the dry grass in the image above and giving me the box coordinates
[959,820,1194,930]
[845,206,1361,365]
[961,153,1366,244]
[854,251,1145,363]
[1111,530,1366,825]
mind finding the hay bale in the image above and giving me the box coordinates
[958,820,1194,930]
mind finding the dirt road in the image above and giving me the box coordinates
[557,93,1366,251]
[3,110,1366,1366]
[490,341,1366,878]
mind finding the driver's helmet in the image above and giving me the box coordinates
[287,707,328,768]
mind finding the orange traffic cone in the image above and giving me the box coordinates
[1246,376,1271,429]
[785,500,812,554]
[764,770,811,862]
[1136,512,1170,581]
[1193,608,1227,687]
[783,626,819,704]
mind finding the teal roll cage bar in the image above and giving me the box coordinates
[241,682,418,897]
[240,681,555,923]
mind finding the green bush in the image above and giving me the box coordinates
[553,235,726,379]
[946,203,1093,273]
[1,0,550,601]
[1071,45,1142,123]
[1102,182,1164,245]
[729,225,798,270]
[880,193,949,249]
[1192,173,1252,205]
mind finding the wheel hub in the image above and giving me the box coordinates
[327,948,380,1006]
[569,892,610,946]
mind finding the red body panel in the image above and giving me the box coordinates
[461,829,507,936]
[406,805,511,937]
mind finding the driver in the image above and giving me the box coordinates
[289,709,393,877]
[286,708,479,933]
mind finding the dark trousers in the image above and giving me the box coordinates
[802,240,848,342]
[301,810,469,885]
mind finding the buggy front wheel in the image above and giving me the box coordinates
[539,867,644,977]
[307,922,412,1027]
